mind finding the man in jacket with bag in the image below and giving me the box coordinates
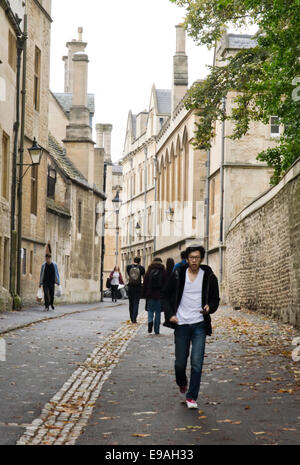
[142,258,167,335]
[162,245,219,409]
[39,251,60,311]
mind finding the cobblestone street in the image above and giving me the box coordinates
[0,301,299,447]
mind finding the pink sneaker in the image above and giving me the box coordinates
[186,398,198,409]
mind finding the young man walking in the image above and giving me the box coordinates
[163,245,219,409]
[126,257,145,323]
[39,252,60,311]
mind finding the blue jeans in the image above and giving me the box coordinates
[174,322,206,401]
[147,298,161,334]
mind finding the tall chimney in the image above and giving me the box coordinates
[63,27,87,93]
[103,124,112,160]
[172,25,188,115]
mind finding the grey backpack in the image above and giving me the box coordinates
[129,265,141,285]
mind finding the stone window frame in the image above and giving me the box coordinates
[1,131,10,200]
[34,46,41,112]
[8,29,17,72]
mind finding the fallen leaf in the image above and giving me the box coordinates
[131,433,151,437]
[133,412,157,416]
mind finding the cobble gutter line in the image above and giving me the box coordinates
[16,313,147,445]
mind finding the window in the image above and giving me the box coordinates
[47,166,56,199]
[78,201,82,233]
[31,165,38,215]
[22,248,27,275]
[8,30,16,71]
[34,46,41,111]
[210,178,215,215]
[3,238,9,289]
[29,250,33,275]
[270,116,280,137]
[1,132,9,199]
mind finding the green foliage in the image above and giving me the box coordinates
[170,0,300,184]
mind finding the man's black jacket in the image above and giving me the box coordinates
[161,264,220,336]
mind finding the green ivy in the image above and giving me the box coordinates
[170,0,300,184]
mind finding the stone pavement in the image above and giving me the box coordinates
[1,302,299,446]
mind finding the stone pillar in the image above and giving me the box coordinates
[172,25,188,116]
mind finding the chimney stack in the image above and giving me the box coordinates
[96,124,112,162]
[172,25,188,116]
[63,27,87,93]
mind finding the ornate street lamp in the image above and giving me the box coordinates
[27,137,43,165]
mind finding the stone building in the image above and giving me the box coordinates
[18,0,53,306]
[120,83,170,272]
[0,0,26,310]
[0,0,53,309]
[95,123,123,285]
[47,29,106,304]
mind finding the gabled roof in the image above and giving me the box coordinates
[156,89,171,114]
[52,92,95,115]
[227,33,257,49]
[48,134,105,198]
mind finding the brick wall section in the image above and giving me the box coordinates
[225,159,300,328]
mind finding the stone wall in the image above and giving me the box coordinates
[225,158,300,328]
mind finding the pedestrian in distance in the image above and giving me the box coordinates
[162,245,220,409]
[173,250,187,271]
[109,266,124,302]
[126,257,145,324]
[166,257,175,279]
[39,244,60,311]
[142,257,167,335]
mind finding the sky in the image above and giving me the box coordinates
[49,0,255,163]
[49,0,215,162]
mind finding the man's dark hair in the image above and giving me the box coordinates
[153,257,162,263]
[134,257,141,264]
[185,245,205,259]
[180,251,187,260]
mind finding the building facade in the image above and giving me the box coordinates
[120,26,278,303]
[47,28,106,304]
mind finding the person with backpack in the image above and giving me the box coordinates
[126,257,145,323]
[142,257,167,335]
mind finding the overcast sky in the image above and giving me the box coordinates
[49,0,215,162]
[49,0,255,163]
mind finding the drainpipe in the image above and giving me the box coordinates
[219,96,226,282]
[10,34,25,303]
[153,156,158,255]
[205,148,210,265]
[143,146,147,267]
[16,14,27,298]
[100,161,107,301]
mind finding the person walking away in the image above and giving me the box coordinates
[173,251,187,271]
[109,266,124,302]
[39,250,60,311]
[166,257,175,279]
[126,257,145,323]
[162,245,219,409]
[142,258,167,335]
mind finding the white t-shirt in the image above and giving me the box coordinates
[111,272,120,285]
[176,268,204,325]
